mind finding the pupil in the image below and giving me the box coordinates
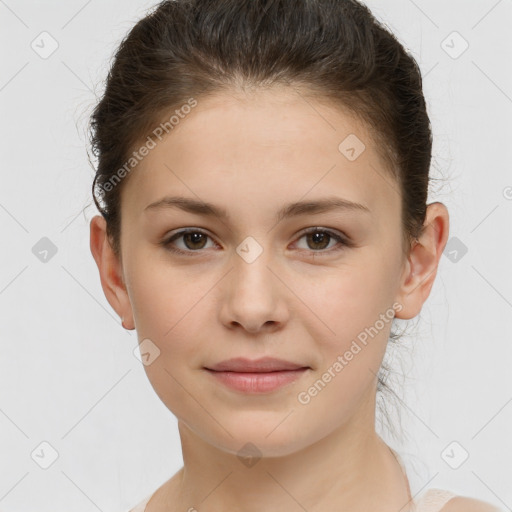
[186,232,205,249]
[309,232,329,250]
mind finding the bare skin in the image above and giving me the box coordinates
[88,85,489,511]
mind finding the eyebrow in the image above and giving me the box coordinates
[144,195,371,222]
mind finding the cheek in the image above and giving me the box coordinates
[126,259,212,418]
[302,259,394,344]
[294,266,395,425]
[126,252,218,367]
[297,258,398,408]
[125,248,197,335]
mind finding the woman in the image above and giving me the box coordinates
[88,0,500,510]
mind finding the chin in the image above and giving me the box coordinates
[199,416,314,459]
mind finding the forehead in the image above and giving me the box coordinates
[122,87,400,224]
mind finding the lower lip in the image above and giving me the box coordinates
[205,368,309,393]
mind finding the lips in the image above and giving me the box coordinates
[205,356,309,373]
[204,357,311,393]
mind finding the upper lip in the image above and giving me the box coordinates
[205,357,309,372]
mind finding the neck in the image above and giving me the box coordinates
[168,392,411,512]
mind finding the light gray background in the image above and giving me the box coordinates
[1,0,511,510]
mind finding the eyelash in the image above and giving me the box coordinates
[160,227,351,257]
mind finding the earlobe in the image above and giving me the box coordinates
[89,215,135,330]
[121,316,135,330]
[394,202,450,320]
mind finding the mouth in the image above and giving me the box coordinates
[203,357,310,394]
[205,356,310,372]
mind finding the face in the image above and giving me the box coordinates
[92,86,434,458]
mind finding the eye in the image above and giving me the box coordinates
[161,227,351,257]
[161,228,218,256]
[293,227,349,255]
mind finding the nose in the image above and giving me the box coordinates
[218,248,289,334]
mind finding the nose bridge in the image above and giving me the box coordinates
[232,236,275,299]
[220,235,286,331]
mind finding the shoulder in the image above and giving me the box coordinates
[415,489,502,512]
[442,496,503,512]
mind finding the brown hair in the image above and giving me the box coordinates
[88,0,437,438]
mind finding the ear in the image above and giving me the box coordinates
[89,215,135,330]
[394,202,450,320]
